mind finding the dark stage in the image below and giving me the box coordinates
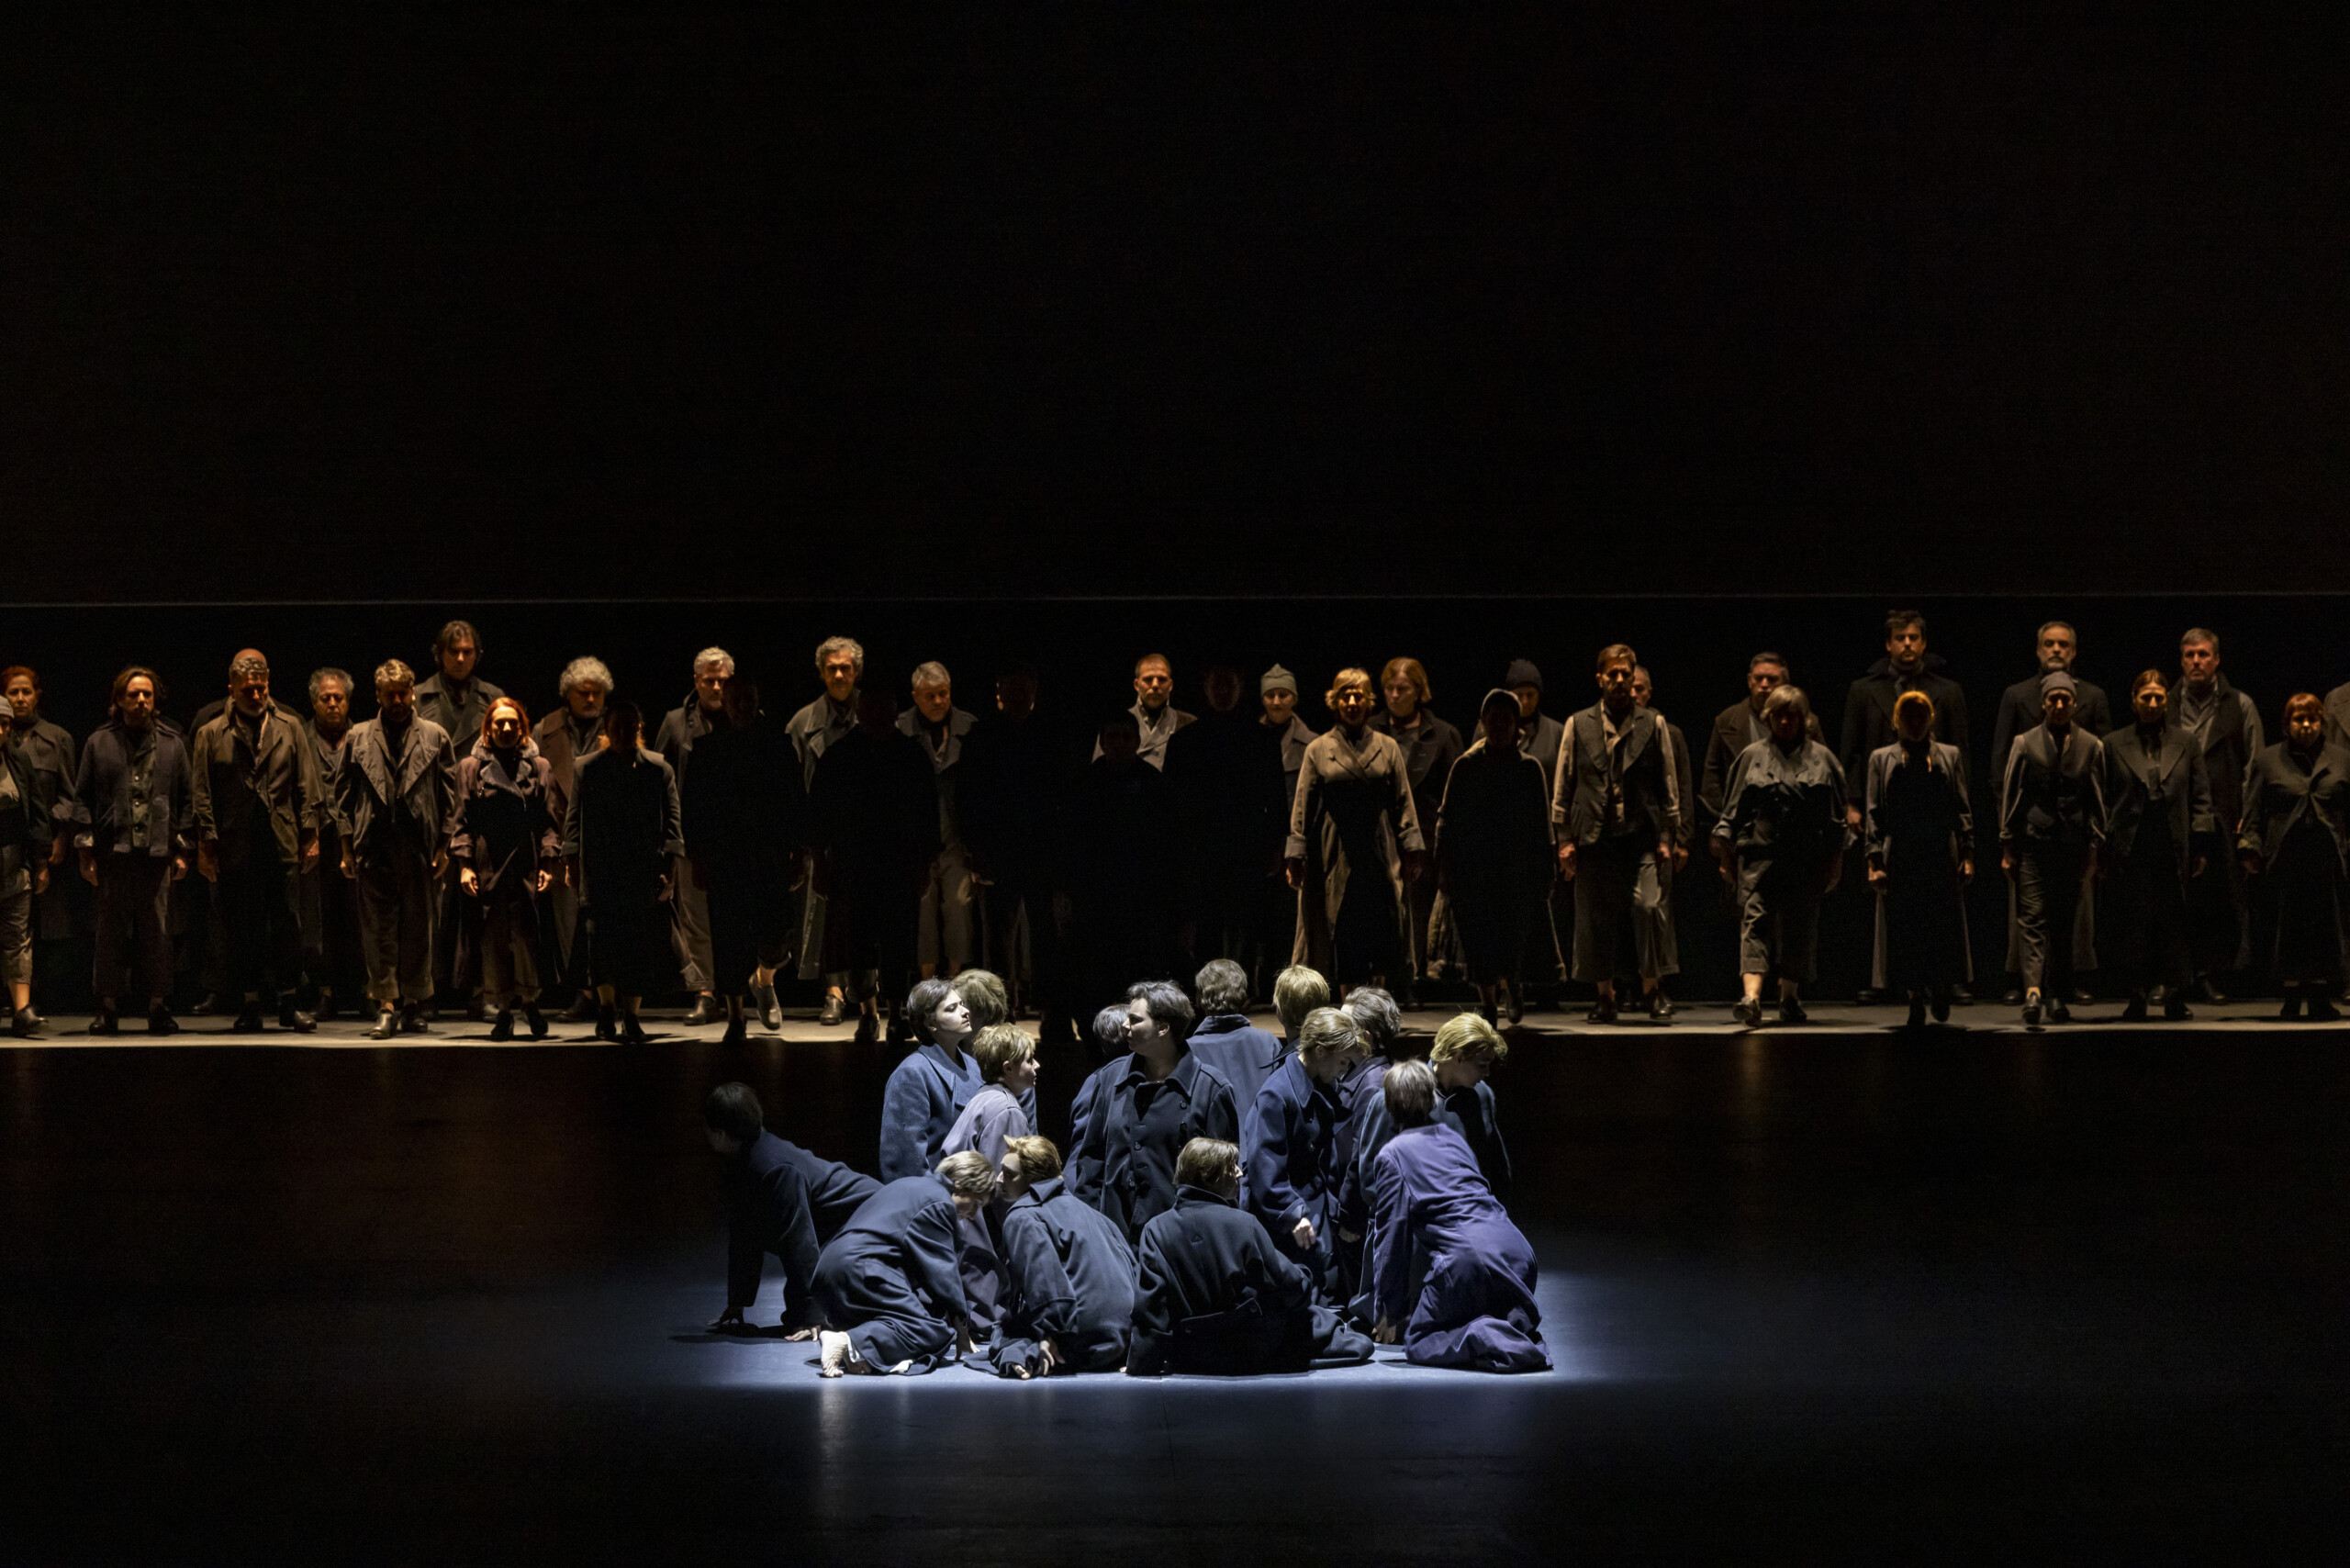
[6,1009,2345,1562]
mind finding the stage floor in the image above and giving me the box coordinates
[4,1012,2345,1561]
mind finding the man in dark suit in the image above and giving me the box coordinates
[2173,629,2260,1001]
[1991,622,2110,1003]
[1999,673,2108,1025]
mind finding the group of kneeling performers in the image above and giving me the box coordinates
[705,961,1548,1378]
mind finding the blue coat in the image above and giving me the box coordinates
[721,1131,882,1326]
[1068,1050,1241,1246]
[1338,1075,1511,1238]
[1366,1124,1548,1372]
[985,1176,1138,1376]
[1128,1186,1317,1377]
[878,1041,1038,1182]
[1185,1014,1287,1104]
[1241,1054,1343,1288]
[811,1174,969,1373]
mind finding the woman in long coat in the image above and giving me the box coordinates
[810,686,941,1045]
[1285,667,1427,990]
[564,700,682,1044]
[2098,671,2216,1021]
[1435,689,1554,1025]
[1713,685,1850,1027]
[2239,693,2350,1020]
[682,675,803,1044]
[1863,690,1975,1027]
[453,697,561,1039]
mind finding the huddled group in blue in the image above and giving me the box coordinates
[3,610,2348,1045]
[706,966,1547,1378]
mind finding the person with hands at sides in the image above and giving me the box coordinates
[2097,671,2215,1023]
[1713,686,1851,1028]
[1067,980,1241,1248]
[1998,673,2108,1027]
[4,666,79,1033]
[1127,1137,1374,1377]
[0,700,56,1036]
[1286,668,1427,994]
[1433,690,1554,1026]
[811,1150,997,1377]
[75,667,195,1036]
[562,700,682,1046]
[1363,1060,1549,1373]
[334,660,459,1041]
[1182,958,1288,1104]
[682,674,804,1043]
[703,1081,880,1338]
[452,697,561,1041]
[1552,644,1683,1024]
[983,1135,1138,1380]
[1863,690,1975,1028]
[2238,694,2350,1021]
[1242,1004,1367,1302]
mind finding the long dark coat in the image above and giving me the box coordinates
[1864,740,1975,993]
[683,717,804,981]
[1366,1124,1549,1373]
[1241,1053,1343,1294]
[1288,725,1425,983]
[721,1130,882,1327]
[809,723,940,976]
[1126,1186,1319,1377]
[2238,742,2350,981]
[1435,739,1554,978]
[12,717,78,940]
[337,717,458,865]
[564,746,683,995]
[811,1174,969,1373]
[1067,1049,1240,1246]
[984,1176,1139,1377]
[1184,1013,1288,1105]
[1839,655,1971,787]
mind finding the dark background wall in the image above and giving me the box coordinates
[10,14,2347,602]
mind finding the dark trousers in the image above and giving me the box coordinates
[357,850,437,1005]
[303,834,366,1000]
[219,857,303,998]
[93,854,173,1002]
[433,867,480,1003]
[2015,844,2090,993]
[1572,836,1671,983]
[982,877,1064,1017]
[2185,850,2250,980]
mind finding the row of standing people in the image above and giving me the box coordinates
[708,960,1545,1377]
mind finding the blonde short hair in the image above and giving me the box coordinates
[1295,1006,1362,1060]
[972,1024,1035,1084]
[1273,966,1330,1037]
[936,1149,999,1200]
[1002,1135,1062,1180]
[952,969,1009,1029]
[1431,1012,1507,1063]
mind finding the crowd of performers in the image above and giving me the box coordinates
[706,963,1548,1378]
[4,610,2349,1042]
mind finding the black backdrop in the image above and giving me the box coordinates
[12,14,2349,603]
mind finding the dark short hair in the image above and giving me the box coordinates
[2130,668,2168,700]
[1343,986,1402,1051]
[1176,1137,1240,1189]
[1595,643,1638,674]
[1885,609,1926,639]
[1749,651,1790,676]
[703,1082,763,1143]
[110,666,162,710]
[1125,979,1196,1042]
[1091,1004,1130,1052]
[904,978,956,1042]
[1193,958,1249,1014]
[1384,1058,1438,1127]
[433,620,483,658]
[601,699,643,747]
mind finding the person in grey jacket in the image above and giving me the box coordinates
[1999,672,2108,1026]
[0,700,56,1036]
[74,667,193,1035]
[336,660,460,1039]
[1714,686,1851,1027]
[1552,645,1682,1024]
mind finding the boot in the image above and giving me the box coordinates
[2121,991,2149,1023]
[190,991,221,1016]
[1930,990,1952,1024]
[2046,995,2073,1025]
[685,995,718,1026]
[619,1012,650,1046]
[1505,984,1524,1025]
[818,993,847,1026]
[755,982,780,1032]
[525,1004,548,1039]
[489,1009,515,1042]
[1646,990,1673,1023]
[146,1005,180,1036]
[315,992,341,1022]
[1733,995,1763,1028]
[398,1002,429,1034]
[2277,987,2305,1021]
[233,1003,264,1033]
[1583,995,1617,1025]
[2309,991,2344,1023]
[12,1007,40,1038]
[285,1007,317,1034]
[595,1003,619,1041]
[854,1009,879,1045]
[89,1008,119,1036]
[558,992,598,1025]
[722,1016,749,1046]
[2164,992,2192,1022]
[1905,996,1927,1030]
[368,1007,398,1040]
[2021,991,2043,1026]
[1776,997,1808,1025]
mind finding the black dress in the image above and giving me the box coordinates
[565,746,683,995]
[1863,740,1974,994]
[2240,743,2350,983]
[1433,739,1553,980]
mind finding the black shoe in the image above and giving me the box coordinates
[619,1013,650,1046]
[2192,977,2227,1006]
[1647,991,1673,1023]
[1733,996,1763,1028]
[2121,991,2149,1023]
[1855,988,1884,1006]
[89,1009,118,1036]
[1777,998,1808,1025]
[2022,994,2043,1026]
[464,997,487,1024]
[818,994,847,1027]
[2002,985,2025,1007]
[558,994,598,1025]
[489,1010,515,1042]
[685,995,718,1026]
[755,983,780,1032]
[1948,984,1974,1008]
[525,1004,548,1039]
[2047,997,2072,1025]
[595,1004,619,1041]
[399,1002,429,1035]
[368,1009,398,1040]
[2310,993,2344,1023]
[315,994,341,1022]
[1584,997,1617,1025]
[12,1007,39,1038]
[233,1005,264,1033]
[2071,986,2095,1006]
[1481,999,1500,1026]
[722,1017,749,1046]
[854,1011,879,1044]
[1930,991,1952,1024]
[1505,987,1524,1025]
[2278,990,2305,1021]
[147,1006,179,1036]
[1904,998,1927,1029]
[190,991,221,1016]
[2164,996,2192,1022]
[285,1009,316,1034]
[2146,983,2168,1006]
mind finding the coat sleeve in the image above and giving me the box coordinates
[877,1061,931,1182]
[1951,754,1975,862]
[188,726,218,844]
[1999,738,2030,846]
[1863,749,1889,864]
[1389,741,1426,855]
[1549,721,1576,840]
[2083,740,2109,847]
[657,759,686,860]
[1241,1085,1306,1231]
[1711,747,1751,851]
[765,1161,823,1328]
[167,735,196,848]
[1366,1148,1415,1325]
[1335,1093,1389,1238]
[901,1199,969,1324]
[723,1170,765,1311]
[431,731,460,851]
[532,758,562,862]
[560,761,584,858]
[2236,754,2269,856]
[1990,694,2020,801]
[448,759,478,861]
[1125,1226,1174,1376]
[1066,1070,1109,1203]
[2187,741,2217,843]
[1002,1207,1080,1349]
[1285,746,1320,860]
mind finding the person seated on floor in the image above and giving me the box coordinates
[813,1149,997,1376]
[877,977,977,1180]
[1185,958,1288,1102]
[1127,1137,1374,1377]
[1242,1004,1368,1301]
[1337,1012,1514,1279]
[1364,1060,1550,1373]
[982,1135,1138,1379]
[1068,980,1242,1247]
[703,1082,882,1335]
[1271,962,1330,1046]
[941,1024,1039,1166]
[1068,1002,1133,1156]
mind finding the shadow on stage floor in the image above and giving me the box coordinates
[4,1013,2345,1562]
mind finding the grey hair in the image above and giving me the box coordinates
[308,667,353,703]
[557,656,614,698]
[2035,621,2077,644]
[1383,1058,1438,1128]
[911,661,951,690]
[692,647,736,678]
[1342,986,1402,1051]
[1296,1006,1363,1059]
[816,636,865,676]
[1193,958,1250,1014]
[1762,684,1811,723]
[2180,627,2221,653]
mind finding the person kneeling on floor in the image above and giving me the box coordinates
[813,1149,995,1376]
[703,1082,880,1337]
[982,1135,1136,1379]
